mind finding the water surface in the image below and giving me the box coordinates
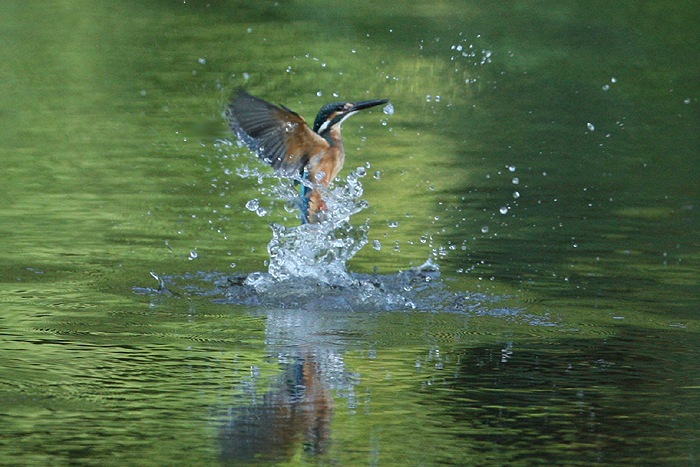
[1,1,698,465]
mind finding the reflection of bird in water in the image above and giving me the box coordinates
[219,354,333,464]
[227,89,388,224]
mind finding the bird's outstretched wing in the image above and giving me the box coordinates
[226,89,329,177]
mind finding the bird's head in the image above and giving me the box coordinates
[313,98,388,135]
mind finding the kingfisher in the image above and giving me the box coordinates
[226,89,389,224]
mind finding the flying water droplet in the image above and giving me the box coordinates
[245,198,268,217]
[245,198,260,212]
[382,102,394,115]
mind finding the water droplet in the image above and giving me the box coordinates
[245,198,259,211]
[512,177,519,185]
[316,90,323,97]
[373,171,382,180]
[372,240,382,250]
[188,250,198,260]
[382,102,394,115]
[388,221,399,228]
[513,191,520,199]
[481,226,489,234]
[197,57,206,65]
[587,122,595,131]
[499,206,509,215]
[602,84,610,91]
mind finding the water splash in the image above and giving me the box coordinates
[236,164,372,286]
[135,146,541,321]
[134,260,546,324]
[265,219,368,286]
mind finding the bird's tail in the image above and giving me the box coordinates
[300,172,327,224]
[300,182,311,224]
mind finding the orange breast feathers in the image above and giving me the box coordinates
[306,144,344,187]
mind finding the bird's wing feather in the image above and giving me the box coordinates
[226,89,329,177]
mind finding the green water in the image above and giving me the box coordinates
[1,1,699,465]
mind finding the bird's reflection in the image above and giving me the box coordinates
[219,307,354,464]
[219,353,333,463]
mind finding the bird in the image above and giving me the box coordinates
[226,89,388,224]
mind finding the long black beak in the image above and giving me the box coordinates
[349,99,389,113]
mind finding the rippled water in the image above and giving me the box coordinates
[1,2,699,465]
